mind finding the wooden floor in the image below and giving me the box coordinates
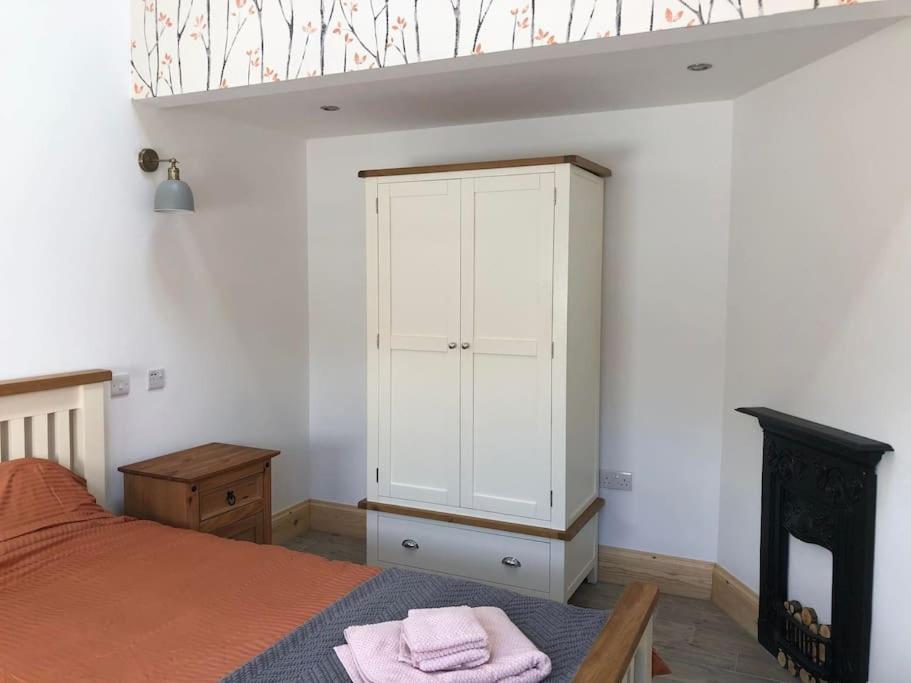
[282,531,791,683]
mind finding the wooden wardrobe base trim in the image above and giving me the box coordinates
[357,497,604,542]
[358,155,612,179]
[0,369,112,397]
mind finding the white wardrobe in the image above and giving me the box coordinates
[362,156,608,602]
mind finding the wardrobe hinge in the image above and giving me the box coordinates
[376,468,379,483]
[551,341,554,358]
[553,188,557,206]
[375,197,379,214]
[376,333,380,349]
[550,490,553,507]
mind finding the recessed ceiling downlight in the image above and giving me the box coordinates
[320,104,341,111]
[687,63,713,72]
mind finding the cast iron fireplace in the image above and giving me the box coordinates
[737,407,892,683]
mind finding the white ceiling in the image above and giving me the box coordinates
[143,1,911,138]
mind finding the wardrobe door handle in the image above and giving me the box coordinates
[402,539,419,550]
[448,342,458,349]
[501,556,521,568]
[226,490,236,506]
[461,342,471,350]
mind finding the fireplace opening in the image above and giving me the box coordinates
[737,407,893,683]
[788,536,832,624]
[778,536,834,679]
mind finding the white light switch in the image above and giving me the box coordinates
[147,368,166,391]
[111,373,130,397]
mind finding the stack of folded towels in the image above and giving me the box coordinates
[334,605,552,682]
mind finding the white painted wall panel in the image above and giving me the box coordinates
[720,19,911,679]
[308,101,732,559]
[0,2,309,513]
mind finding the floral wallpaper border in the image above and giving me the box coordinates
[131,0,866,98]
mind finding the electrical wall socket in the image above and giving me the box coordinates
[147,368,166,391]
[110,373,130,397]
[600,470,633,491]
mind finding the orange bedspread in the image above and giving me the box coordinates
[0,515,379,682]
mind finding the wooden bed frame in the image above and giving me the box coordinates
[0,369,110,504]
[0,369,659,683]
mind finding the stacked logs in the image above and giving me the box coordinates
[777,600,831,683]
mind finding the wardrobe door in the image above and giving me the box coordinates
[377,179,462,506]
[460,173,554,520]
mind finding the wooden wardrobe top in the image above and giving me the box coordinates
[118,442,279,482]
[357,155,612,179]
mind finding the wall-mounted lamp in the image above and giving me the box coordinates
[138,148,195,213]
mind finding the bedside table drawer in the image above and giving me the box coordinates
[211,511,265,543]
[200,474,262,520]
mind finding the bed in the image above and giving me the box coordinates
[0,370,658,682]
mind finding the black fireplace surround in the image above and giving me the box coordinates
[737,408,893,683]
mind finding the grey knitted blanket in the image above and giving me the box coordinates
[223,568,608,682]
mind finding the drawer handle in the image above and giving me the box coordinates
[401,539,419,550]
[226,490,237,506]
[501,556,522,568]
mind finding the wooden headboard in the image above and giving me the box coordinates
[0,370,111,505]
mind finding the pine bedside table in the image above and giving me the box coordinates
[119,442,279,544]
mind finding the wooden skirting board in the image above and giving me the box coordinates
[711,564,759,637]
[310,499,367,540]
[271,500,312,545]
[271,499,367,544]
[598,546,714,600]
[271,500,759,636]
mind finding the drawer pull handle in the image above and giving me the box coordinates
[501,556,521,568]
[226,490,237,506]
[401,539,419,550]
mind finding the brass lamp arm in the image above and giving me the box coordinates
[137,148,181,173]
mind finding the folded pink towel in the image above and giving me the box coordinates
[399,606,490,672]
[334,606,552,683]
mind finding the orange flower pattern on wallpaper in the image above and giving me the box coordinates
[130,0,874,98]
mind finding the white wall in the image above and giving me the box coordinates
[0,2,309,513]
[719,19,911,678]
[307,104,733,559]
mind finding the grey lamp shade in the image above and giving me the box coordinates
[154,179,195,213]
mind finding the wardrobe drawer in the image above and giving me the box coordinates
[376,514,550,594]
